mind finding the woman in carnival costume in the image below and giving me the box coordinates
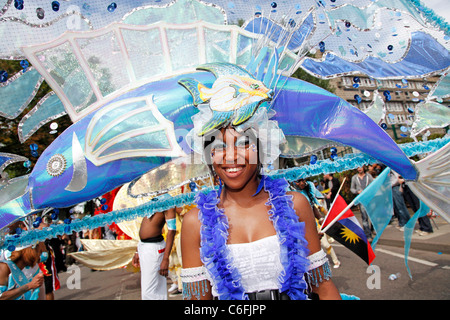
[180,63,341,300]
[291,179,341,269]
[0,243,45,300]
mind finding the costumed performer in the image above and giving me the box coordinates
[0,227,45,300]
[292,179,341,269]
[38,216,61,300]
[180,63,341,300]
[132,207,177,300]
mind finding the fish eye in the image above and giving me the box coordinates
[250,83,259,90]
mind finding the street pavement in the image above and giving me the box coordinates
[53,212,450,301]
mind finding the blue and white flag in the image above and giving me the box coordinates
[352,167,393,249]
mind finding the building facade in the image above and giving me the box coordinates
[329,74,448,140]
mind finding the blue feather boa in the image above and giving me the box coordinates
[196,175,309,300]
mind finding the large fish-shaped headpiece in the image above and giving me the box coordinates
[178,63,273,136]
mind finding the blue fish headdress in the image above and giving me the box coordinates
[0,0,449,250]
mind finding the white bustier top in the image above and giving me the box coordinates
[226,235,283,294]
[181,236,328,298]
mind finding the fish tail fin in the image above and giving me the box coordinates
[232,102,260,126]
[199,111,233,136]
[407,142,450,223]
[178,78,209,106]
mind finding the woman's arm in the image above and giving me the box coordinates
[289,192,341,300]
[180,208,213,300]
[0,263,44,300]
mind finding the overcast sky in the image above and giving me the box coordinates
[423,0,450,23]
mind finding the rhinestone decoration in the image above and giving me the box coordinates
[46,154,66,177]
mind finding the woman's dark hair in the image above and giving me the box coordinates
[293,179,314,204]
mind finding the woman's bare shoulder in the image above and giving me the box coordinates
[287,191,314,221]
[287,190,310,207]
[182,207,201,231]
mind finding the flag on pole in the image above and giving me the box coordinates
[321,194,376,265]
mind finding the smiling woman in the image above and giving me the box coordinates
[207,127,259,186]
[179,64,341,301]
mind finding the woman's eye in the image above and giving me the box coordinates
[235,136,250,148]
[211,141,226,151]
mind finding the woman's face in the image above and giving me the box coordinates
[208,127,259,190]
[296,179,306,190]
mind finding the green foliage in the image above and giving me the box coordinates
[291,67,335,93]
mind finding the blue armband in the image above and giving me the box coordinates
[166,218,176,230]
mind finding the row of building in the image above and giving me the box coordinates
[329,74,448,140]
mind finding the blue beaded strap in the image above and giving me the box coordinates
[182,280,209,300]
[308,261,332,288]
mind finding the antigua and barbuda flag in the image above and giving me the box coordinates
[321,194,376,265]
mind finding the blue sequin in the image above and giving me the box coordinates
[0,70,7,82]
[52,1,60,12]
[36,8,45,20]
[20,60,29,69]
[189,181,198,192]
[14,0,23,10]
[107,3,117,12]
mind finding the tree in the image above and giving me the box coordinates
[0,60,72,179]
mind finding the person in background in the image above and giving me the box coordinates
[0,224,45,300]
[400,179,433,236]
[323,173,340,209]
[390,171,411,231]
[293,179,341,269]
[132,207,177,300]
[39,216,61,300]
[350,166,375,241]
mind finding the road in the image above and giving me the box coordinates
[53,236,450,301]
[329,242,450,300]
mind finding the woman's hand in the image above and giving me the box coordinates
[132,252,140,268]
[28,273,44,290]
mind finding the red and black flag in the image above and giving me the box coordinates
[321,195,375,265]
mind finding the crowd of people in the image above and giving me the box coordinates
[0,207,130,300]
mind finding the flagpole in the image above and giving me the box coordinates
[320,199,356,234]
[320,177,346,232]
